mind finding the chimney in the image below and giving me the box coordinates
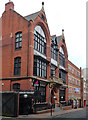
[42,2,44,10]
[5,1,14,11]
[62,29,64,36]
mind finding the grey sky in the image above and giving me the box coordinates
[0,0,86,69]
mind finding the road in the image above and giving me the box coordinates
[53,107,87,119]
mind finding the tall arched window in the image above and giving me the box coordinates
[59,47,65,68]
[34,25,46,55]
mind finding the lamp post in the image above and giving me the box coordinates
[49,81,55,116]
[51,90,53,116]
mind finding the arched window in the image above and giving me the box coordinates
[34,25,46,55]
[14,57,21,75]
[15,32,22,50]
[13,83,20,90]
[59,47,65,68]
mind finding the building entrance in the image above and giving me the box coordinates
[84,100,86,107]
[19,94,33,115]
[59,89,65,102]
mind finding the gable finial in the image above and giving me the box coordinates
[42,2,44,10]
[62,29,64,36]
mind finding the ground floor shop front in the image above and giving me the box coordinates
[1,77,69,116]
[68,97,81,109]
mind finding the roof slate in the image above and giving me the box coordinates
[24,11,40,21]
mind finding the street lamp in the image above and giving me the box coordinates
[24,94,28,98]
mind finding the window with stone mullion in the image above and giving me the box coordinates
[51,44,57,61]
[34,31,46,55]
[33,57,47,78]
[59,52,65,67]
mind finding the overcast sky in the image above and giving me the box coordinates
[0,0,87,69]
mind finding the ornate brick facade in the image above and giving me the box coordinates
[0,1,82,115]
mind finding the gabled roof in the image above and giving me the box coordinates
[51,35,62,45]
[57,35,62,45]
[24,11,41,21]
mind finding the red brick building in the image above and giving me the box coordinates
[81,68,88,107]
[0,1,82,115]
[68,60,81,108]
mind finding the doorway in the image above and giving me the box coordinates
[19,94,32,115]
[84,100,86,107]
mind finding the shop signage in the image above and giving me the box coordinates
[34,80,39,86]
[75,88,79,92]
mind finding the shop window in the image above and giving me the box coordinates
[33,56,47,79]
[13,83,20,90]
[15,32,22,50]
[34,25,46,56]
[33,80,46,102]
[14,57,21,75]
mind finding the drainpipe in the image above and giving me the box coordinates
[27,23,30,76]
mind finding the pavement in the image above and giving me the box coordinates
[18,107,84,119]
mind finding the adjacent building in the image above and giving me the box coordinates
[81,68,88,107]
[68,60,81,108]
